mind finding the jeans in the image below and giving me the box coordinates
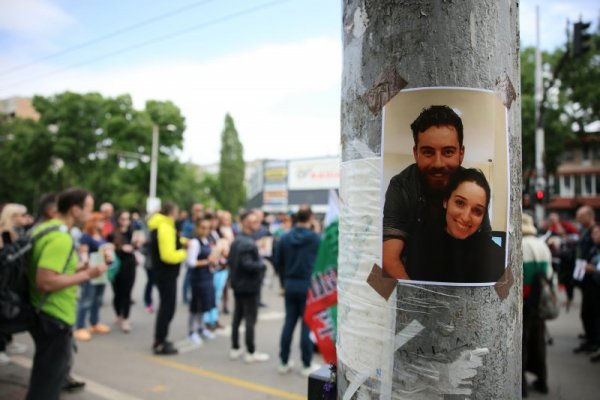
[231,293,258,354]
[154,273,177,345]
[26,313,72,400]
[182,267,191,304]
[76,282,106,329]
[279,290,312,367]
[144,267,154,307]
[204,269,229,325]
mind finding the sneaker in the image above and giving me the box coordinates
[200,328,216,340]
[278,360,295,374]
[189,332,203,345]
[573,342,597,354]
[90,323,111,334]
[300,363,321,377]
[6,342,27,355]
[0,352,11,365]
[62,376,86,393]
[244,351,270,363]
[74,329,92,341]
[229,348,243,360]
[153,341,178,355]
[120,319,132,333]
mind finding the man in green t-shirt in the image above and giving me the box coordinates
[26,188,107,400]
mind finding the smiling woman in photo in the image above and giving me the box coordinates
[407,168,506,283]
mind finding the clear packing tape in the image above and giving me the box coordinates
[337,157,517,400]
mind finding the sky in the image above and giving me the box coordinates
[0,0,597,166]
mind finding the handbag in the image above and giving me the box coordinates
[107,254,121,283]
[537,272,560,320]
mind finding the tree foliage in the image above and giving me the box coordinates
[217,114,246,213]
[0,91,217,213]
[521,24,600,179]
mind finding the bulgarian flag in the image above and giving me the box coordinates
[304,190,339,364]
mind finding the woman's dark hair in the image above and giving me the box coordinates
[57,188,90,214]
[113,210,131,247]
[444,168,491,210]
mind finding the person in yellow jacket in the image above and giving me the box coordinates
[147,201,187,355]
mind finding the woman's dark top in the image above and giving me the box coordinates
[407,226,506,283]
[190,237,213,286]
[108,229,137,270]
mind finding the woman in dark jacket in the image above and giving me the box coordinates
[408,168,506,284]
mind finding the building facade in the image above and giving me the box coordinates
[246,156,339,214]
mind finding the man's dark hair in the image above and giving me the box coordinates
[240,210,254,222]
[296,207,313,223]
[444,168,491,209]
[410,105,464,146]
[57,188,90,214]
[36,192,57,220]
[160,201,178,216]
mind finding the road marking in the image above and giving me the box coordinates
[149,357,305,400]
[10,355,143,400]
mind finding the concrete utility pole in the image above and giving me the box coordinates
[149,124,159,199]
[339,1,521,399]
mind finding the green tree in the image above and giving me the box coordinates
[217,114,246,213]
[0,91,204,213]
[0,116,53,208]
[521,24,599,187]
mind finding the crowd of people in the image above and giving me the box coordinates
[522,205,600,397]
[0,189,324,400]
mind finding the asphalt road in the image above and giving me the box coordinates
[1,267,318,400]
[1,268,599,399]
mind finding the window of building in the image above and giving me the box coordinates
[582,147,593,166]
[582,175,594,197]
[560,175,574,198]
[562,151,575,162]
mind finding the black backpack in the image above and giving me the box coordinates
[0,225,72,334]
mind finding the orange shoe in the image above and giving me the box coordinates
[89,323,111,334]
[73,329,92,341]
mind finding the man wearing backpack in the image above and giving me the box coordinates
[26,188,107,400]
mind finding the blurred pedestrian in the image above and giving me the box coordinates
[573,205,597,354]
[148,202,187,355]
[274,207,321,376]
[185,217,217,344]
[100,202,115,239]
[181,203,205,305]
[227,211,269,363]
[0,203,29,364]
[583,224,600,363]
[522,213,552,397]
[74,212,113,341]
[26,188,107,400]
[108,211,140,333]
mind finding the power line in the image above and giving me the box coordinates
[0,0,218,77]
[0,0,293,92]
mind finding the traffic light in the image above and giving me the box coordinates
[535,190,545,202]
[573,21,592,57]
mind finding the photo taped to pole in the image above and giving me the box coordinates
[380,88,509,287]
